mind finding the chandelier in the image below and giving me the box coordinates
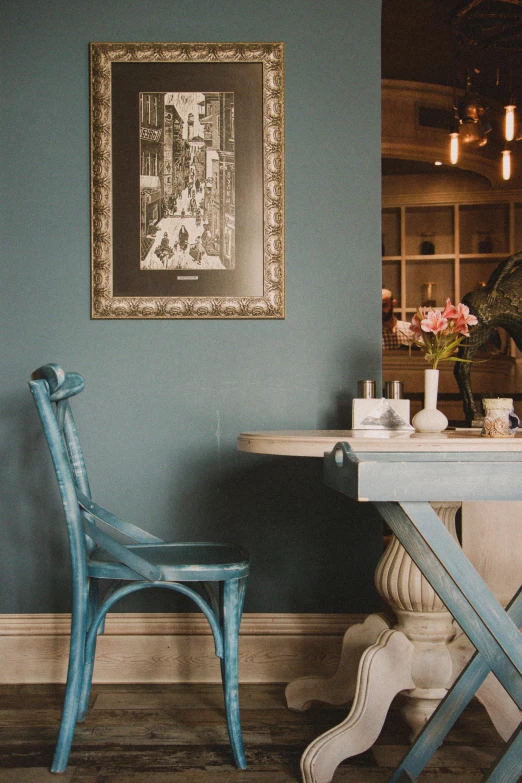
[449,0,522,181]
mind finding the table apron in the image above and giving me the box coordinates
[325,459,522,502]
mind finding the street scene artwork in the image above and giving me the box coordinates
[91,42,284,319]
[140,92,235,272]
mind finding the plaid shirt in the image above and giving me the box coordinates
[382,320,414,350]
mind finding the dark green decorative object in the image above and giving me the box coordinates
[454,250,522,424]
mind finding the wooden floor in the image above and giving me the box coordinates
[0,683,515,782]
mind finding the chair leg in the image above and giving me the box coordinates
[221,578,247,769]
[77,580,101,721]
[51,595,88,773]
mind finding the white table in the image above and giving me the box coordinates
[238,430,522,783]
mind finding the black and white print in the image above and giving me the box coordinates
[140,91,235,271]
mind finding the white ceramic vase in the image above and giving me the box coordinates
[412,368,448,433]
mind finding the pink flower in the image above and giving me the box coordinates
[455,303,478,332]
[442,299,478,336]
[409,298,478,368]
[410,311,424,337]
[420,310,448,334]
[442,298,459,320]
[454,319,471,336]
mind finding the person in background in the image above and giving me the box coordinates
[382,288,415,349]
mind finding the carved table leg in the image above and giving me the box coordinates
[300,628,415,783]
[293,502,464,783]
[376,502,460,740]
[285,613,391,711]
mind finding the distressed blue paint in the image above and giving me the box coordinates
[325,442,522,502]
[387,588,522,783]
[29,364,249,772]
[324,441,522,783]
[380,502,522,702]
[483,727,522,783]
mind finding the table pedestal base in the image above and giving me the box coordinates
[287,616,415,783]
[286,502,519,783]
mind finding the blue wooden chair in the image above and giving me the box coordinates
[29,363,249,773]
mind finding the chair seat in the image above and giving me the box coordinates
[88,541,250,581]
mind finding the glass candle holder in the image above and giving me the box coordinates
[421,281,436,307]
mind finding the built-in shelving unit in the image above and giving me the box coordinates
[382,195,522,319]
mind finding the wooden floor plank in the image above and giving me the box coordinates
[92,683,291,711]
[0,770,75,783]
[372,743,503,769]
[0,684,516,783]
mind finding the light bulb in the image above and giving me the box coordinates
[502,149,511,181]
[505,105,516,142]
[449,132,459,165]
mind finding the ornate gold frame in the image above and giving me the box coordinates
[90,42,284,319]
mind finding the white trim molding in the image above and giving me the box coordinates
[0,613,367,684]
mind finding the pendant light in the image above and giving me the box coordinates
[505,104,516,142]
[502,149,512,180]
[449,0,521,183]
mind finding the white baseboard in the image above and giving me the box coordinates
[0,613,366,684]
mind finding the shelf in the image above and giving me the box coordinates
[404,205,454,256]
[459,253,507,260]
[460,258,501,295]
[382,207,401,257]
[406,258,454,307]
[459,203,510,255]
[405,255,455,262]
[382,260,401,304]
[382,194,521,320]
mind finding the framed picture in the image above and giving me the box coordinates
[90,42,285,319]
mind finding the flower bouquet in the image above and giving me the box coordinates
[410,299,478,369]
[409,299,478,432]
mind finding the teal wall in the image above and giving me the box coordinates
[1,0,384,614]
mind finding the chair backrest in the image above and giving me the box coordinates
[29,364,95,572]
[30,364,165,584]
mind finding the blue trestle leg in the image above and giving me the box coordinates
[480,725,522,783]
[374,501,522,783]
[386,587,522,783]
[374,502,522,707]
